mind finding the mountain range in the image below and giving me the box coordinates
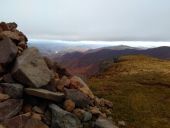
[51,46,170,77]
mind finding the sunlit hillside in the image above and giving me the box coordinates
[88,55,170,128]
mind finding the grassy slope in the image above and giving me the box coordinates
[87,55,170,128]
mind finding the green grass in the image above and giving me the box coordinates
[87,55,170,128]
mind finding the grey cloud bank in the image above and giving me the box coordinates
[1,0,170,41]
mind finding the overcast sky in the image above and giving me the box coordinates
[1,0,170,41]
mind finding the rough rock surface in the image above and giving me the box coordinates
[0,99,23,121]
[49,104,82,128]
[0,37,18,64]
[0,83,23,98]
[65,88,93,108]
[12,47,53,88]
[25,88,65,102]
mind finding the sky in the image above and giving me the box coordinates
[1,0,170,42]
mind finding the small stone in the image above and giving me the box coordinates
[31,112,42,120]
[32,106,44,114]
[70,76,94,99]
[56,76,70,91]
[118,121,126,127]
[73,109,92,122]
[94,117,118,128]
[64,99,75,112]
[0,93,10,102]
[22,104,32,113]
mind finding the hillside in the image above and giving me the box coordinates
[87,55,170,128]
[54,46,170,77]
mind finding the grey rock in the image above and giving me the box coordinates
[49,104,82,128]
[12,47,53,88]
[25,88,65,103]
[0,99,23,121]
[0,83,23,98]
[65,88,93,108]
[83,111,92,122]
[94,117,118,128]
[0,37,17,64]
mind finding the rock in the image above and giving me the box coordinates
[64,99,75,112]
[99,98,113,108]
[0,93,10,102]
[49,104,82,128]
[22,104,32,113]
[73,109,92,122]
[70,76,94,99]
[90,107,102,117]
[0,37,18,64]
[0,22,9,31]
[32,106,44,114]
[0,99,23,121]
[1,31,20,42]
[56,76,70,91]
[0,65,5,75]
[31,112,42,120]
[2,74,15,83]
[7,22,17,31]
[118,121,126,127]
[3,114,30,128]
[25,88,65,103]
[65,88,93,108]
[24,118,49,128]
[94,117,118,128]
[12,47,53,88]
[0,83,23,98]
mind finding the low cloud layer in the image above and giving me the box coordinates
[1,0,170,41]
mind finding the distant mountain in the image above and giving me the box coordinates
[28,40,113,55]
[52,46,170,77]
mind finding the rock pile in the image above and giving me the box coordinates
[0,22,117,128]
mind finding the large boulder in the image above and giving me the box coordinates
[25,88,65,103]
[0,99,23,121]
[0,83,23,98]
[70,76,94,99]
[64,88,93,108]
[12,47,53,88]
[0,37,18,64]
[49,104,82,128]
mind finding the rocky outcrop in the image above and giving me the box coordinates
[0,22,117,128]
[12,48,53,88]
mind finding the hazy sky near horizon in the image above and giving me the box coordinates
[1,0,170,41]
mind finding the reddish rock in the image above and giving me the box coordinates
[0,93,10,102]
[3,114,30,128]
[56,76,70,91]
[64,99,75,112]
[24,118,49,128]
[0,22,9,31]
[0,99,23,121]
[70,76,94,99]
[1,31,20,43]
[0,37,18,64]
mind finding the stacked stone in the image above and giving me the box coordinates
[0,22,117,128]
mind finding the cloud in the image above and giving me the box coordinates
[1,0,170,41]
